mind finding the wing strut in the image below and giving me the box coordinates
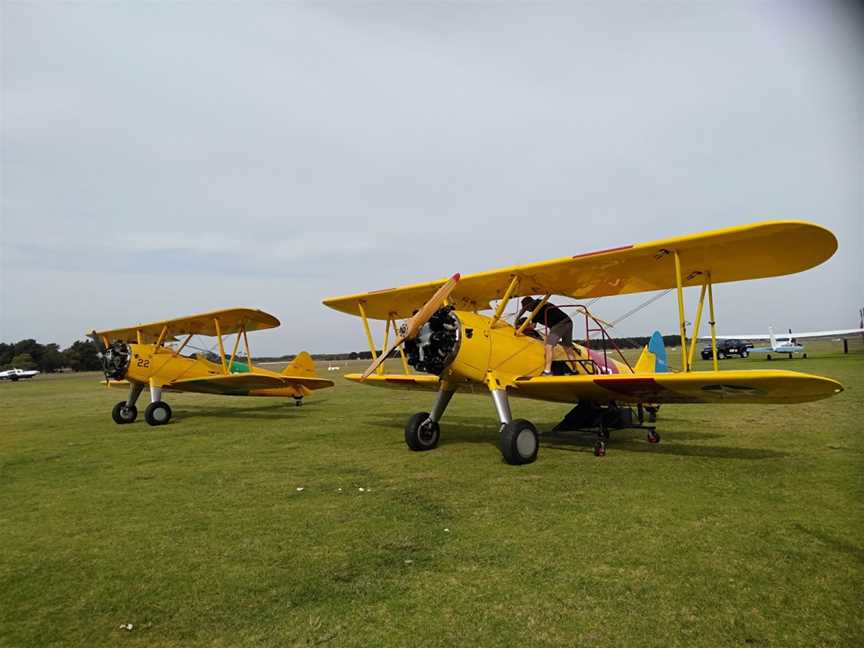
[516,294,551,335]
[491,275,519,327]
[214,317,228,374]
[228,327,243,368]
[707,272,719,370]
[686,279,709,369]
[242,328,254,371]
[358,302,378,362]
[673,250,689,372]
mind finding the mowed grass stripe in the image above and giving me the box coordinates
[1,342,862,646]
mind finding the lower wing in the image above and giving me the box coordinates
[344,373,441,392]
[170,373,334,395]
[513,370,842,404]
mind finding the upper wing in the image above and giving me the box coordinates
[323,221,836,320]
[170,373,333,395]
[512,370,842,405]
[705,328,864,342]
[91,307,280,343]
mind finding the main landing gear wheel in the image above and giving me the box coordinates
[647,430,661,444]
[111,401,137,424]
[144,401,172,426]
[405,412,440,451]
[594,440,607,457]
[500,419,539,466]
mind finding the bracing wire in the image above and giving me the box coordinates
[610,289,674,327]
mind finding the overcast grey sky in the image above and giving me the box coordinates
[2,1,862,355]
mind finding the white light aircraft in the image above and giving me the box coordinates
[0,368,41,381]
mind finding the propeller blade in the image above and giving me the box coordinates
[360,273,460,380]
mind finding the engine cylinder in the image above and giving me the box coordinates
[102,341,131,380]
[404,307,461,375]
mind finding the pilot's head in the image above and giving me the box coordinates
[521,296,537,310]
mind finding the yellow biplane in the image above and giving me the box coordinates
[323,221,844,465]
[89,308,334,426]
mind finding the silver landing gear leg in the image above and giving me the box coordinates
[127,382,144,408]
[491,387,539,466]
[430,387,456,424]
[112,382,144,424]
[144,380,172,427]
[404,384,455,451]
[490,389,512,429]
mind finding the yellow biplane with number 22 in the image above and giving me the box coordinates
[323,221,843,465]
[89,308,333,426]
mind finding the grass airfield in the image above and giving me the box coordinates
[1,342,862,647]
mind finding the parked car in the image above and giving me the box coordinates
[701,339,753,360]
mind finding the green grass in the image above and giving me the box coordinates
[1,342,862,647]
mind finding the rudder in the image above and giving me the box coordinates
[283,351,318,378]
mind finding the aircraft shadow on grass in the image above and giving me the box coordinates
[175,400,329,421]
[364,414,789,460]
[794,524,864,565]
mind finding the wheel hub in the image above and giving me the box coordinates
[516,429,537,457]
[418,420,436,444]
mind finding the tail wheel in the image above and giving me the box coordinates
[405,412,440,451]
[144,401,172,426]
[647,430,661,444]
[594,440,607,457]
[500,419,539,465]
[293,397,303,407]
[111,401,137,424]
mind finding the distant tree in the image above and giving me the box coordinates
[40,344,65,373]
[8,353,37,370]
[63,340,102,371]
[0,343,12,367]
[13,339,44,366]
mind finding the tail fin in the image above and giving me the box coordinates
[283,351,318,378]
[769,326,777,349]
[648,331,669,373]
[635,331,669,374]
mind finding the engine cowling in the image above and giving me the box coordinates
[102,341,131,380]
[404,307,461,375]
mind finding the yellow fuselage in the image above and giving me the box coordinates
[125,344,306,397]
[437,311,630,389]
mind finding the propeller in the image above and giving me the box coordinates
[87,332,111,387]
[361,273,460,380]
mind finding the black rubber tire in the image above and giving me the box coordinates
[647,430,661,444]
[803,353,807,359]
[144,401,172,426]
[594,440,607,457]
[293,397,303,407]
[111,401,137,424]
[500,419,539,465]
[405,412,440,451]
[766,354,772,361]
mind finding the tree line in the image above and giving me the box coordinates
[2,334,684,372]
[0,339,102,372]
